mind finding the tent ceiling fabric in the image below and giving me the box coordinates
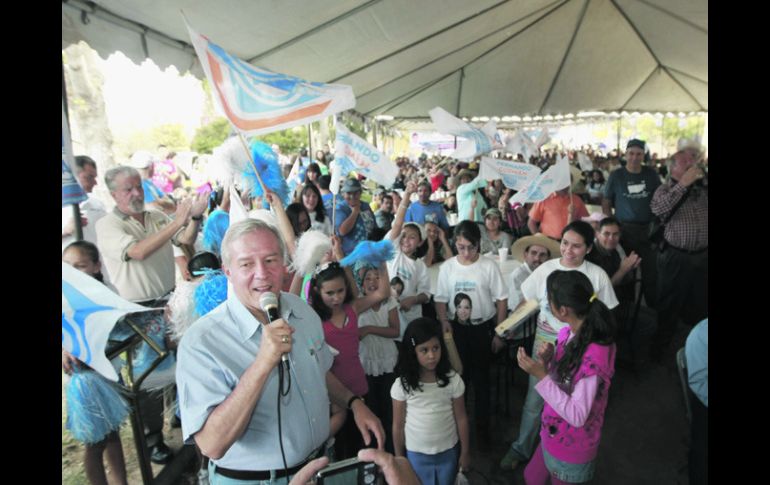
[62,0,707,121]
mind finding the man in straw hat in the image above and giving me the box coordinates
[507,234,561,314]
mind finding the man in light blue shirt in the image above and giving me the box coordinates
[177,219,384,482]
[404,181,450,232]
[684,318,707,485]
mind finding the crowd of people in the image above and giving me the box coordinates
[62,137,708,485]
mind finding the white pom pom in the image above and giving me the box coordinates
[210,137,251,186]
[167,280,202,342]
[290,230,332,276]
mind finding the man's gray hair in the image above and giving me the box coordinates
[221,219,287,267]
[104,166,141,192]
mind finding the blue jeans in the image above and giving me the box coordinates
[406,441,459,485]
[507,374,543,461]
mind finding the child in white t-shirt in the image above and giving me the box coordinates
[391,318,470,485]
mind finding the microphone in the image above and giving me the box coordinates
[259,292,289,367]
[259,291,281,322]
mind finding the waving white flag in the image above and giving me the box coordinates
[505,131,538,161]
[576,152,594,171]
[62,263,155,381]
[479,157,541,191]
[535,127,551,148]
[429,107,502,159]
[335,124,398,188]
[510,155,571,204]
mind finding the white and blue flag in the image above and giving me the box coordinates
[429,107,502,160]
[62,263,153,381]
[479,156,541,192]
[510,155,571,204]
[335,124,398,188]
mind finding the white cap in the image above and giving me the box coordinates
[127,150,156,169]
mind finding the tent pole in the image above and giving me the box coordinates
[616,118,621,153]
[63,58,84,242]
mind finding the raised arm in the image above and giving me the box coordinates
[352,262,391,315]
[265,190,297,258]
[388,181,417,241]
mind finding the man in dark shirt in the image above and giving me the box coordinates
[587,217,656,367]
[602,139,661,308]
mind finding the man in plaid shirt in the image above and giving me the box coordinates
[650,150,708,361]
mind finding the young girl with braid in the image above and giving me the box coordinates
[517,270,617,484]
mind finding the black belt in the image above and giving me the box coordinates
[667,245,708,255]
[214,448,323,481]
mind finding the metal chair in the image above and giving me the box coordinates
[106,310,194,484]
[676,347,692,423]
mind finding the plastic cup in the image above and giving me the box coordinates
[499,248,508,263]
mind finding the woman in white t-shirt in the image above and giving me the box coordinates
[434,220,508,443]
[391,318,470,485]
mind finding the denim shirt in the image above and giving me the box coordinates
[177,292,333,470]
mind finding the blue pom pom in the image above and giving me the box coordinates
[340,240,395,267]
[243,141,291,207]
[202,209,230,256]
[194,271,228,317]
[65,368,129,444]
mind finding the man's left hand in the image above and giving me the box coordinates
[351,399,385,450]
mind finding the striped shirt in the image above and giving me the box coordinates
[651,181,708,251]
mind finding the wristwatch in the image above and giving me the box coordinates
[191,215,203,221]
[347,395,364,410]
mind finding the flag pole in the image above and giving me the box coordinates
[332,194,337,231]
[235,131,269,197]
[63,58,84,242]
[567,154,577,224]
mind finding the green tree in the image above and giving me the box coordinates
[151,124,190,151]
[191,118,232,154]
[255,127,309,154]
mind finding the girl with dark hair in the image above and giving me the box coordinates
[501,220,619,472]
[587,169,606,204]
[518,270,617,484]
[299,182,332,235]
[434,220,508,443]
[391,318,470,485]
[309,255,391,459]
[284,202,311,237]
[354,261,400,453]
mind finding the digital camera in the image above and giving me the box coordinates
[314,457,383,485]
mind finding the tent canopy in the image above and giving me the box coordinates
[62,0,707,124]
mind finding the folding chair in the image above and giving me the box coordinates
[106,309,190,485]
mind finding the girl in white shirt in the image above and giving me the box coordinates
[391,318,470,485]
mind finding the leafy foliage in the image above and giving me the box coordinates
[191,118,232,154]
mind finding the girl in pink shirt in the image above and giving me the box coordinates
[517,270,616,484]
[309,259,391,459]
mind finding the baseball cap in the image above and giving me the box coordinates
[341,178,363,193]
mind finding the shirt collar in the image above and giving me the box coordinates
[112,206,148,220]
[227,292,297,342]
